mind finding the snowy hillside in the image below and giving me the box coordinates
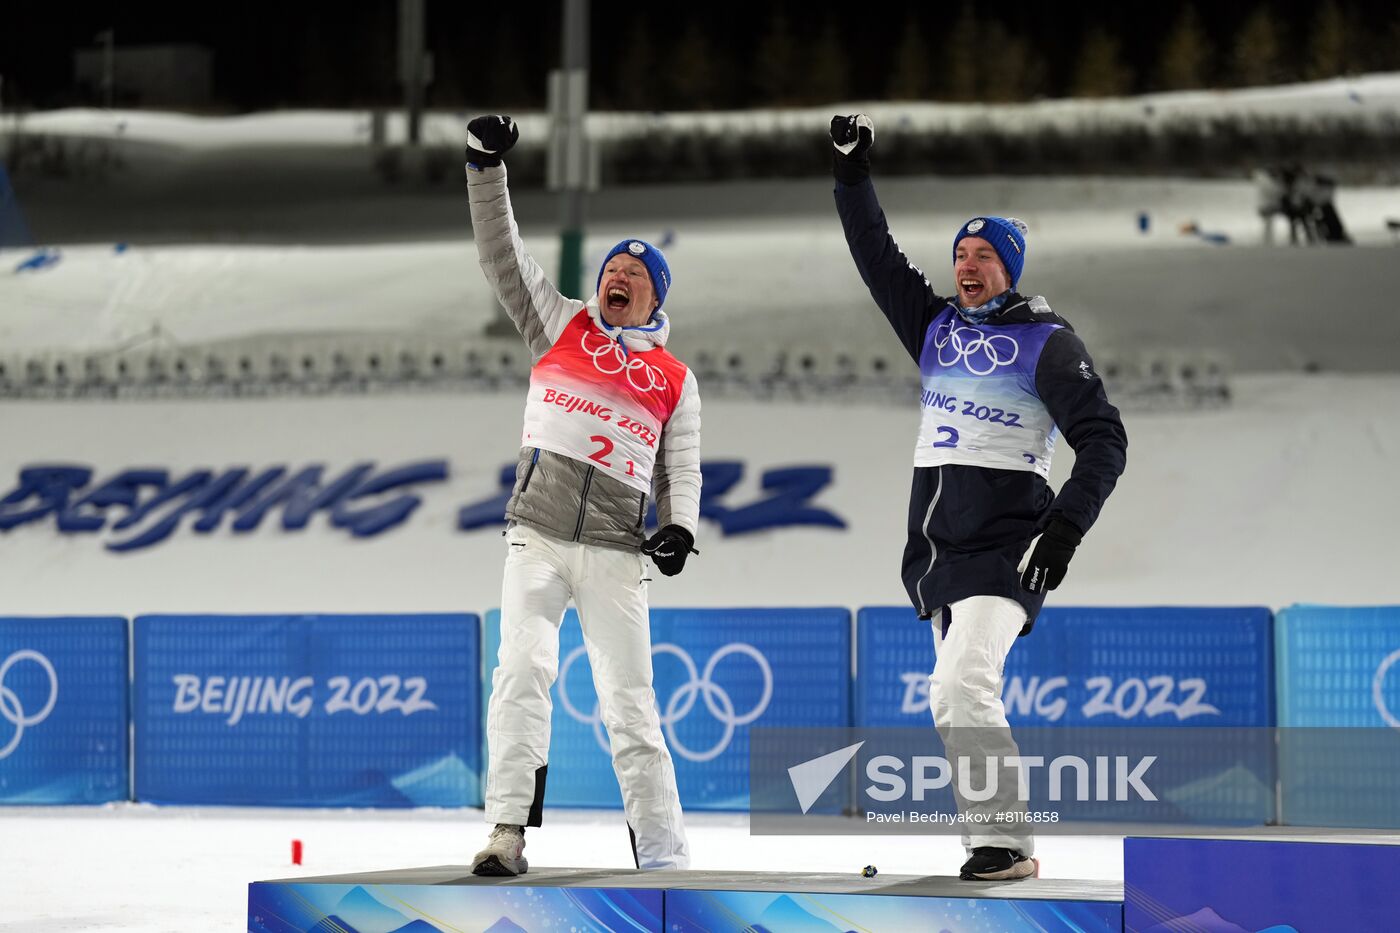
[13,72,1400,150]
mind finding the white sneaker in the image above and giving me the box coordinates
[471,824,528,876]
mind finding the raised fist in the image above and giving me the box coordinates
[466,115,519,167]
[830,113,874,158]
[830,114,874,185]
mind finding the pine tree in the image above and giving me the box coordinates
[805,19,851,105]
[1305,0,1350,80]
[1386,13,1400,70]
[886,10,931,100]
[756,10,799,105]
[1156,6,1212,90]
[938,5,979,101]
[669,18,721,109]
[1072,27,1134,97]
[611,20,656,110]
[1359,10,1400,72]
[981,21,1039,101]
[1231,5,1285,87]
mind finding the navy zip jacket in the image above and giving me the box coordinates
[835,177,1127,634]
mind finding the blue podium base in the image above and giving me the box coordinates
[1126,833,1400,932]
[249,865,1124,932]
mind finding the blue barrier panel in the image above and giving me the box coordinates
[0,616,128,804]
[856,605,1274,727]
[133,614,480,807]
[1126,836,1400,932]
[1277,605,1400,727]
[1276,604,1400,826]
[856,605,1275,824]
[483,607,850,810]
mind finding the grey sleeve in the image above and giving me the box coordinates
[467,163,583,360]
[653,369,702,534]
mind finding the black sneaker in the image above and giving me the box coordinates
[959,846,1037,881]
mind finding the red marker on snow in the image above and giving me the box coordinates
[292,839,303,865]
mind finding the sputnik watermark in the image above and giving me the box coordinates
[785,743,1157,814]
[753,726,1295,834]
[864,754,1157,803]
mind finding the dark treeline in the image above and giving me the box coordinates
[5,0,1400,111]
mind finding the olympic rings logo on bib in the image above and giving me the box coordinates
[581,330,669,393]
[933,321,1020,375]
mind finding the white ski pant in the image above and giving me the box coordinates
[928,595,1034,858]
[484,523,690,870]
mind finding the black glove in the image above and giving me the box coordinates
[465,115,519,168]
[1019,517,1083,594]
[829,113,874,186]
[641,524,697,577]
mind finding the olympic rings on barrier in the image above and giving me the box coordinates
[0,650,59,760]
[1374,648,1400,730]
[558,642,773,762]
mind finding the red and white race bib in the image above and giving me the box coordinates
[521,311,688,492]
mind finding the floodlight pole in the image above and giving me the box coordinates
[550,0,591,299]
[485,0,593,336]
[398,0,432,145]
[95,30,115,109]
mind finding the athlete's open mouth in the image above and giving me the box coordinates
[960,279,985,301]
[606,285,630,314]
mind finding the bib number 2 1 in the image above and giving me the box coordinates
[588,435,637,476]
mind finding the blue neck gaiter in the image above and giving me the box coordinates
[957,291,1011,325]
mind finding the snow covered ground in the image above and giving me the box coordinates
[6,175,1400,372]
[0,805,1123,933]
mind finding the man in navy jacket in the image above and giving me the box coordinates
[830,113,1128,880]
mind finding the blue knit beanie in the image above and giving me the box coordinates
[953,216,1028,289]
[597,239,672,310]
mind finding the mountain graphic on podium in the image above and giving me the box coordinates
[319,886,414,933]
[389,921,452,933]
[481,919,529,933]
[1143,907,1299,933]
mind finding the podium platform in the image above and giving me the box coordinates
[248,865,1124,932]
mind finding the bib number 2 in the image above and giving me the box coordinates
[588,435,613,466]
